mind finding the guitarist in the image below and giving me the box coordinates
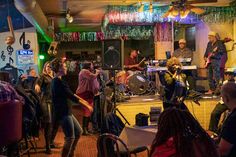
[204,31,226,95]
[124,48,144,76]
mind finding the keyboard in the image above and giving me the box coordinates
[147,65,197,72]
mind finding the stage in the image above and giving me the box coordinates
[116,95,220,130]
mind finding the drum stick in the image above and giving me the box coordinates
[138,57,146,65]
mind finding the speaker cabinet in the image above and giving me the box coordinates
[102,40,124,70]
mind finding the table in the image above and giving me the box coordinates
[119,125,157,149]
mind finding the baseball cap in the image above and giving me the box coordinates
[208,31,216,37]
[179,39,186,44]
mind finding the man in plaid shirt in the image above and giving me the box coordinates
[0,80,24,104]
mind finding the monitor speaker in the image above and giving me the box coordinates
[102,39,124,70]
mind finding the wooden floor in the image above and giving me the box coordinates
[28,130,98,157]
[26,129,146,157]
[116,95,219,129]
[23,95,219,157]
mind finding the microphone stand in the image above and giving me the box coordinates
[112,69,130,125]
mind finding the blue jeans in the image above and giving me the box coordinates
[208,61,220,91]
[61,115,82,157]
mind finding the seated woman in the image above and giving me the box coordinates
[150,108,219,157]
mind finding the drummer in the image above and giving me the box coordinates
[124,48,144,76]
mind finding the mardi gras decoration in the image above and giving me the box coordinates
[103,5,236,27]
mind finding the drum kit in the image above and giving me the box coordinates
[115,70,157,95]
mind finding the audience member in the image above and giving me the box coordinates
[218,82,236,157]
[35,62,54,154]
[76,61,100,135]
[208,70,236,134]
[150,108,219,157]
[50,58,92,157]
[0,80,24,104]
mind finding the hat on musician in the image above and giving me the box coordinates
[179,39,186,44]
[208,31,216,37]
[224,68,236,75]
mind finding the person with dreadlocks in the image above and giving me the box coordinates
[162,57,188,110]
[150,108,219,157]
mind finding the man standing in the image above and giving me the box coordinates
[173,39,195,90]
[219,82,236,157]
[204,31,226,95]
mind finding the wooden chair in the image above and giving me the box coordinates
[97,133,149,157]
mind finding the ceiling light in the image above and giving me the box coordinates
[171,9,179,17]
[66,15,74,23]
[138,3,144,12]
[168,12,176,18]
[180,9,190,19]
[66,9,73,23]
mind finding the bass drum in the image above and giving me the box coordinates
[127,74,149,95]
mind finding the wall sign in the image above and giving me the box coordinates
[16,49,34,65]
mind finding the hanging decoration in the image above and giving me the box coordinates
[55,26,152,42]
[154,22,172,42]
[5,16,15,46]
[102,5,236,27]
[105,25,153,40]
[200,6,236,23]
[55,32,104,42]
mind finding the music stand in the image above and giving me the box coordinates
[112,70,130,125]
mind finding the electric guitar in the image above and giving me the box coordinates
[204,47,218,68]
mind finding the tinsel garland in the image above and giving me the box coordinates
[54,5,236,42]
[54,25,153,42]
[200,6,236,23]
[103,5,236,27]
[105,25,153,40]
[54,32,104,42]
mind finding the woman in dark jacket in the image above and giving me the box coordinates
[50,58,92,157]
[35,61,54,154]
[162,57,188,110]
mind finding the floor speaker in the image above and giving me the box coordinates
[102,39,124,70]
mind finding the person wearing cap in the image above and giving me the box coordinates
[204,31,226,95]
[208,69,236,134]
[173,39,193,60]
[124,48,144,72]
[173,39,195,90]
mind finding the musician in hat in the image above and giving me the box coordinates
[204,31,226,95]
[173,39,195,90]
